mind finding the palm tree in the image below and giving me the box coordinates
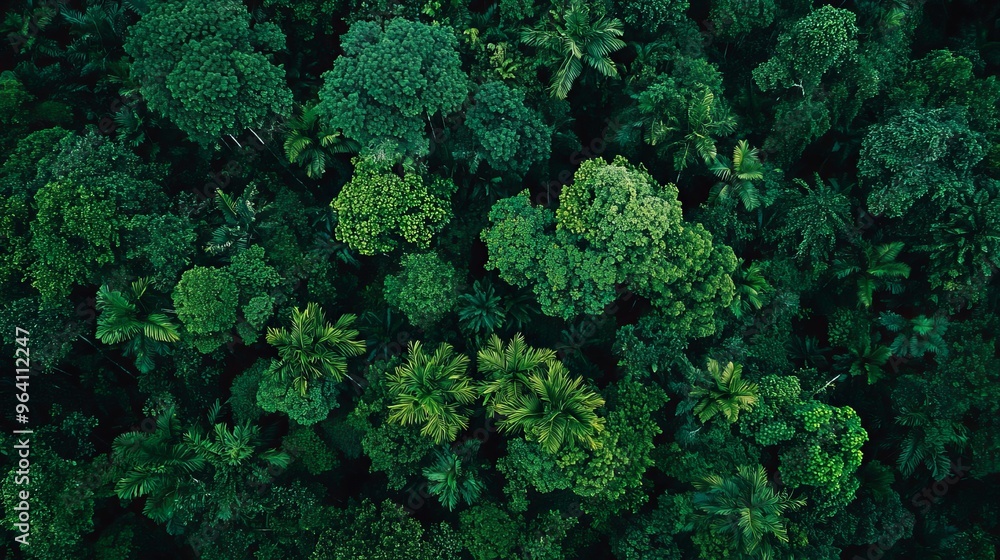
[265,303,366,396]
[520,0,626,99]
[457,279,506,337]
[832,240,911,308]
[730,259,770,320]
[837,337,892,384]
[95,277,180,373]
[283,101,359,179]
[386,341,478,444]
[691,359,759,424]
[477,333,557,415]
[645,87,737,179]
[494,360,606,453]
[878,312,949,359]
[894,410,968,480]
[692,465,806,560]
[204,184,271,259]
[113,403,290,525]
[422,440,485,511]
[708,140,765,211]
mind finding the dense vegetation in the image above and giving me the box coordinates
[1,0,999,558]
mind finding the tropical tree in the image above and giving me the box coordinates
[386,341,478,444]
[283,101,359,179]
[690,359,760,424]
[265,303,366,396]
[837,338,892,384]
[520,0,626,99]
[894,410,968,480]
[123,0,293,147]
[729,259,770,320]
[832,240,911,308]
[204,184,272,259]
[422,440,485,511]
[476,333,558,415]
[95,277,180,374]
[707,140,765,211]
[878,312,949,360]
[645,86,736,177]
[494,359,606,453]
[692,464,806,560]
[112,403,290,528]
[457,279,506,337]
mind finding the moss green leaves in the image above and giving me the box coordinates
[124,0,293,147]
[318,18,468,158]
[383,252,460,329]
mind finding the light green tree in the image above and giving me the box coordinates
[386,341,477,444]
[333,157,456,255]
[265,303,366,396]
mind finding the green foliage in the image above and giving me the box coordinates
[423,440,485,511]
[258,361,341,425]
[462,81,551,177]
[484,156,737,333]
[618,0,689,34]
[283,101,359,179]
[265,303,365,395]
[96,277,180,373]
[124,0,293,146]
[172,266,239,353]
[729,259,770,319]
[692,464,805,560]
[333,157,456,255]
[831,240,911,308]
[707,140,765,211]
[709,0,776,39]
[859,107,988,219]
[777,175,852,264]
[494,359,606,453]
[878,312,948,359]
[690,359,760,424]
[283,425,338,474]
[205,184,273,260]
[386,341,477,444]
[384,252,461,328]
[520,0,626,99]
[457,279,506,336]
[317,18,468,158]
[753,5,858,93]
[459,503,524,560]
[311,499,435,560]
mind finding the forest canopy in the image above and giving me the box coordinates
[1,0,998,559]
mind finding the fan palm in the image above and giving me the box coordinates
[691,359,759,424]
[265,303,366,396]
[692,465,806,560]
[95,277,180,373]
[423,440,485,511]
[708,140,765,211]
[386,341,478,444]
[832,240,911,308]
[283,101,359,179]
[494,360,606,453]
[837,337,892,384]
[477,333,558,415]
[520,0,626,99]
